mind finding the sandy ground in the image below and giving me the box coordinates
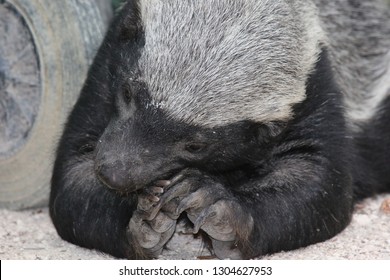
[1,194,389,260]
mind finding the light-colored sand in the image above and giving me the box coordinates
[1,194,389,260]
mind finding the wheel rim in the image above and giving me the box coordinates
[0,3,41,159]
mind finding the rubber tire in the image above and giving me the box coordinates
[0,0,112,209]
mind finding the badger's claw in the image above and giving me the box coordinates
[127,182,176,258]
[160,170,254,259]
[148,170,202,219]
[128,211,175,256]
[185,197,252,259]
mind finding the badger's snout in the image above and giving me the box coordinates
[94,146,170,193]
[93,116,185,192]
[95,160,132,191]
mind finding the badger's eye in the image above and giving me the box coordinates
[185,142,207,153]
[122,87,132,105]
[79,143,95,154]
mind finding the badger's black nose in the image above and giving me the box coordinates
[95,162,129,191]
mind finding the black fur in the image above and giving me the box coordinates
[50,3,143,258]
[351,95,390,200]
[50,2,390,259]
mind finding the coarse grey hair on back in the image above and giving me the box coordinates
[136,0,390,128]
[315,0,390,124]
[137,0,324,127]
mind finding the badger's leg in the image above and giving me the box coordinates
[160,157,353,259]
[50,18,142,258]
[52,121,178,259]
[51,154,137,258]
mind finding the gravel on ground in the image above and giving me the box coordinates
[1,194,389,260]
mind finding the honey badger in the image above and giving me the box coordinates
[50,0,390,259]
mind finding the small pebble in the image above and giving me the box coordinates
[379,198,390,214]
[353,214,370,225]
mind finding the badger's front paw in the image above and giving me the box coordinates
[179,183,253,259]
[159,171,254,259]
[127,181,176,259]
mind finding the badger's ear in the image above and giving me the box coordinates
[116,0,142,42]
[118,16,141,41]
[256,122,287,143]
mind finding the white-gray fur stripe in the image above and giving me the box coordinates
[347,51,390,122]
[136,0,390,128]
[137,0,324,127]
[314,0,390,127]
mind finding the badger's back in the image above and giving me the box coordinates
[316,0,390,124]
[137,0,390,127]
[137,0,324,127]
[315,0,390,198]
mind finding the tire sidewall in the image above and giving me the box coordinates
[0,0,110,209]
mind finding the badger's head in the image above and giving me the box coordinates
[94,0,324,192]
